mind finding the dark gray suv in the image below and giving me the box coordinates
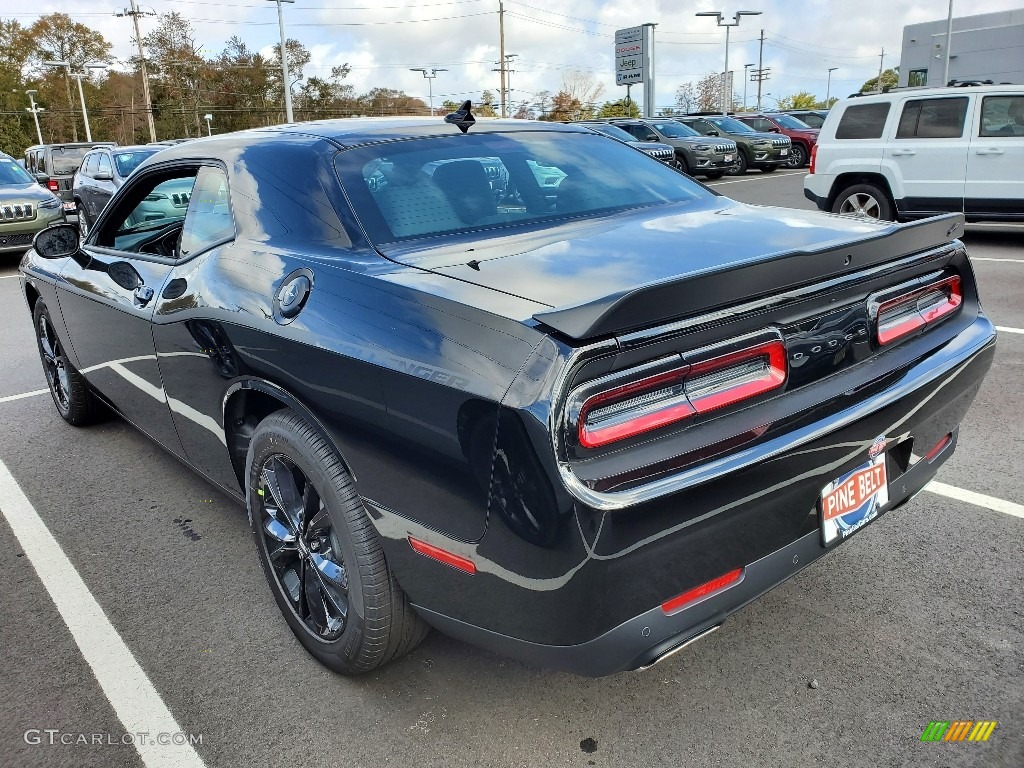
[608,119,739,179]
[73,145,162,235]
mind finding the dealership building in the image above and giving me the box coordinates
[899,8,1024,87]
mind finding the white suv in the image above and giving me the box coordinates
[804,83,1024,221]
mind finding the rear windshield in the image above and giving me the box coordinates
[704,117,756,133]
[773,114,812,130]
[114,150,158,177]
[0,156,34,185]
[588,124,637,142]
[336,132,712,246]
[47,146,92,174]
[650,121,701,138]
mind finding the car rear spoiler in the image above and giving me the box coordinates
[532,213,965,340]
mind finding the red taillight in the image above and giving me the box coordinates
[924,433,952,462]
[47,179,59,192]
[874,275,962,346]
[408,536,477,574]
[808,143,817,174]
[576,338,787,449]
[661,568,744,615]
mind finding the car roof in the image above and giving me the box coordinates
[843,83,1021,103]
[137,118,594,162]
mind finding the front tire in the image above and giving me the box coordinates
[75,201,89,238]
[33,301,104,426]
[831,183,895,221]
[247,410,428,675]
[786,144,808,168]
[727,151,748,175]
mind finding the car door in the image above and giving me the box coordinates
[884,95,969,214]
[55,165,202,455]
[965,92,1024,218]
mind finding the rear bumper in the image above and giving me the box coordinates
[804,187,828,209]
[401,314,996,676]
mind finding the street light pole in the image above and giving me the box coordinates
[826,66,838,105]
[266,0,296,123]
[204,113,213,136]
[942,0,954,85]
[410,67,447,115]
[696,10,763,116]
[25,90,44,145]
[743,63,754,110]
[44,61,105,142]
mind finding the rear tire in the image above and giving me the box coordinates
[247,409,428,675]
[33,301,104,426]
[76,202,89,238]
[831,183,895,221]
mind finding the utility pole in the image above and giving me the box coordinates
[117,0,157,143]
[876,47,885,93]
[266,0,296,123]
[25,90,45,146]
[743,63,754,110]
[942,0,954,85]
[757,29,765,111]
[498,0,507,117]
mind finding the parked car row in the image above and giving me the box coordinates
[0,152,66,254]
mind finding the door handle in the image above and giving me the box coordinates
[133,285,155,307]
[891,149,916,157]
[975,148,1004,155]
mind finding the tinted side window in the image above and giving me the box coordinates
[81,154,96,176]
[96,153,113,176]
[896,97,968,138]
[835,103,891,139]
[179,167,234,258]
[979,95,1024,137]
[622,125,645,140]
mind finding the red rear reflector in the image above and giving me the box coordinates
[808,143,817,174]
[408,536,477,574]
[662,568,744,615]
[47,180,59,192]
[924,433,952,462]
[577,338,786,449]
[876,275,962,345]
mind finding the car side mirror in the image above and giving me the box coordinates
[35,172,50,187]
[94,171,114,181]
[769,127,781,133]
[707,130,720,136]
[33,224,80,259]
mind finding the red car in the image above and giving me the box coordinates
[735,113,819,168]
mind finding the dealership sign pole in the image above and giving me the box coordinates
[616,24,656,117]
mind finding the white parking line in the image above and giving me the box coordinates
[0,457,206,768]
[926,481,1024,520]
[707,170,808,186]
[997,326,1024,335]
[972,258,1024,263]
[0,389,48,404]
[0,273,20,279]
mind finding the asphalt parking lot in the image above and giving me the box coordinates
[1,170,1021,768]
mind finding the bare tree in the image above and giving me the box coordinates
[696,73,721,112]
[674,82,696,114]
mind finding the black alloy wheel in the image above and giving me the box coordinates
[675,152,691,176]
[257,453,350,640]
[33,301,103,426]
[247,410,428,674]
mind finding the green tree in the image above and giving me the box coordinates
[860,68,898,93]
[596,99,640,118]
[477,90,497,117]
[775,91,819,111]
[28,13,113,142]
[144,12,210,137]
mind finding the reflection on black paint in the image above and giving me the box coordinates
[187,320,242,378]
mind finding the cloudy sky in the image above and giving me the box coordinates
[11,0,1023,111]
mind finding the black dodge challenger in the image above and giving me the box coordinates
[19,115,995,676]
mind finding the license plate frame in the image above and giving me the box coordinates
[62,201,77,212]
[724,154,733,163]
[818,454,888,547]
[780,148,789,156]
